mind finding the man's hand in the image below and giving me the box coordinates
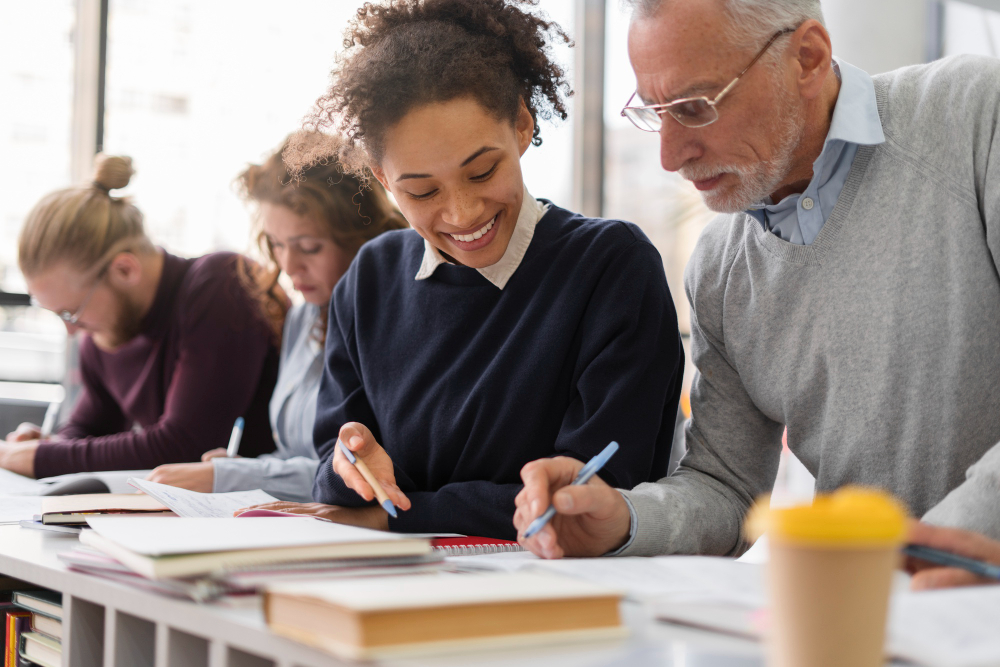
[906,520,1000,590]
[200,448,232,462]
[514,456,632,559]
[0,440,39,477]
[5,423,41,443]
[333,422,410,511]
[146,462,215,493]
[235,501,389,531]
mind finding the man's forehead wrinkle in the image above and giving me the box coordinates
[638,78,721,105]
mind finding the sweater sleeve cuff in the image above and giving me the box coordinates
[211,457,266,494]
[33,440,70,479]
[604,491,638,556]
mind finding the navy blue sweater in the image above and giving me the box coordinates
[312,204,684,539]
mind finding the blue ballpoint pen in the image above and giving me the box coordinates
[524,441,619,539]
[226,417,245,458]
[337,439,398,518]
[903,544,1000,581]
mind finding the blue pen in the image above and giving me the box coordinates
[226,417,245,458]
[337,439,398,519]
[524,441,619,539]
[903,544,1000,580]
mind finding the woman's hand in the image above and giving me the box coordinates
[146,462,215,493]
[333,422,411,511]
[235,501,389,531]
[200,448,232,462]
[906,520,1000,590]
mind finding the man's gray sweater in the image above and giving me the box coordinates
[621,55,1000,557]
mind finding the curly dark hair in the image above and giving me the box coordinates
[285,0,572,179]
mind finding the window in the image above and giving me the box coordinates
[603,2,715,345]
[0,2,74,382]
[101,0,575,262]
[0,1,75,294]
[944,1,1000,56]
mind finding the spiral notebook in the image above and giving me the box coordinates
[430,537,523,556]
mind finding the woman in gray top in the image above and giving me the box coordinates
[146,133,406,500]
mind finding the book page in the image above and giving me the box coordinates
[128,478,278,518]
[269,571,622,611]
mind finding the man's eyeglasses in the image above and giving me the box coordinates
[621,27,796,131]
[30,263,109,325]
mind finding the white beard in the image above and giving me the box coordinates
[681,90,805,214]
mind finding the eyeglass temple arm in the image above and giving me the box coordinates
[620,91,637,116]
[713,27,797,104]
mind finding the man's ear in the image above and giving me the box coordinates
[515,99,536,156]
[105,252,142,288]
[791,19,834,101]
[370,164,391,192]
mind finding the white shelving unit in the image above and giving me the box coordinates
[0,526,351,667]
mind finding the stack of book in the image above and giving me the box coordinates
[62,515,438,601]
[1,588,62,667]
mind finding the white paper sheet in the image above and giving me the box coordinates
[888,585,1000,667]
[0,495,43,524]
[0,468,47,495]
[451,554,766,606]
[128,478,278,518]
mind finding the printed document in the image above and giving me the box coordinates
[128,478,278,518]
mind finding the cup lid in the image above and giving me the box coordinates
[749,487,908,548]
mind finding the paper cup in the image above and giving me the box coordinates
[753,487,907,667]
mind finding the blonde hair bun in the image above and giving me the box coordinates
[92,153,135,191]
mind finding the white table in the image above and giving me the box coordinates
[0,524,843,667]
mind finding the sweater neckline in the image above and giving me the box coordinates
[748,77,888,266]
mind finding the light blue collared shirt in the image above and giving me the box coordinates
[746,59,885,245]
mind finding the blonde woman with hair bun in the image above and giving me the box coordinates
[1,154,281,479]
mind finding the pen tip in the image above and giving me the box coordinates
[382,499,398,519]
[234,417,244,428]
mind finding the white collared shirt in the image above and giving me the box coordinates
[414,186,549,289]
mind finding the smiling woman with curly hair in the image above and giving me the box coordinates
[248,0,685,541]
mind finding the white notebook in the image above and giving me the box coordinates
[82,516,432,579]
[85,516,411,556]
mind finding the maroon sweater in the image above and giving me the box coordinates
[34,251,279,477]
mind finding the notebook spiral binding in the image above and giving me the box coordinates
[433,543,525,556]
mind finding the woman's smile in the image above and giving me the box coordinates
[446,213,500,251]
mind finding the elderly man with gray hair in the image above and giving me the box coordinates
[514,0,1000,558]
